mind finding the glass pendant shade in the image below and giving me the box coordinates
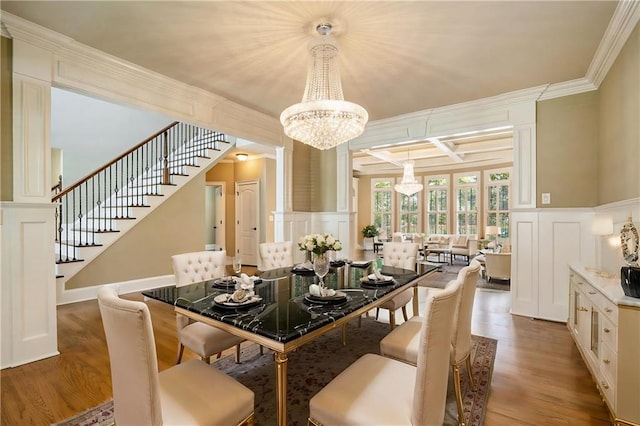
[280,25,368,150]
[394,161,423,196]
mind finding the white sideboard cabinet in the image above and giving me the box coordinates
[568,264,640,425]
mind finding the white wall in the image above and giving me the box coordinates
[51,88,174,186]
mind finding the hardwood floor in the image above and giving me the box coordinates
[1,268,612,425]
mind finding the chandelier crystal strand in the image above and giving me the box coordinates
[394,160,423,196]
[280,24,368,150]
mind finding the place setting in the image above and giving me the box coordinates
[360,266,395,287]
[212,269,263,310]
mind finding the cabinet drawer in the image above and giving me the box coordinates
[581,282,601,306]
[600,296,618,325]
[600,343,617,389]
[601,315,617,349]
[599,372,615,408]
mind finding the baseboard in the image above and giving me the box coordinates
[56,274,175,305]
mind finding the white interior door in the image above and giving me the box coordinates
[205,182,225,251]
[235,180,260,266]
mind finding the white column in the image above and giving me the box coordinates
[336,144,355,258]
[1,37,58,368]
[274,138,293,241]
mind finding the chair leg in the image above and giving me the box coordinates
[401,306,409,322]
[217,352,222,359]
[452,364,466,426]
[465,355,476,390]
[201,355,211,364]
[389,310,396,330]
[176,343,185,364]
[375,308,380,320]
[358,315,362,328]
[235,344,241,364]
[260,345,264,355]
[342,324,347,346]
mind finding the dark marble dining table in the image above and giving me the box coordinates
[143,261,438,426]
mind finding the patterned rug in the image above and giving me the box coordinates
[54,319,496,426]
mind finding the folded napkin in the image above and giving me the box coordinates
[232,273,259,290]
[294,260,314,270]
[367,272,393,281]
[350,260,371,266]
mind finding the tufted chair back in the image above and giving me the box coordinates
[172,250,226,287]
[382,242,419,271]
[258,241,293,271]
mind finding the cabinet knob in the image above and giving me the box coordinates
[588,291,597,295]
[604,327,610,333]
[603,359,611,364]
[601,381,609,390]
[605,308,612,313]
[579,307,589,312]
[577,281,583,285]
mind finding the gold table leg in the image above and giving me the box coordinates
[274,351,288,426]
[412,285,419,317]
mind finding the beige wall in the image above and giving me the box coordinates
[66,175,206,289]
[597,23,640,204]
[205,156,277,251]
[1,36,12,201]
[292,141,337,212]
[536,91,599,208]
[205,161,236,253]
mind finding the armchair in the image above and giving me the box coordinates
[450,235,478,265]
[484,252,511,282]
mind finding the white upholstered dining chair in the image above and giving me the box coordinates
[172,250,245,364]
[380,260,482,426]
[258,241,294,271]
[376,242,419,329]
[97,286,255,426]
[308,274,463,426]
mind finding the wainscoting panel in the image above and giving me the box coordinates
[537,211,594,321]
[511,211,539,318]
[1,203,58,369]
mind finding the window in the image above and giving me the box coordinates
[485,168,511,238]
[425,176,448,234]
[454,172,479,235]
[371,179,394,237]
[398,191,420,234]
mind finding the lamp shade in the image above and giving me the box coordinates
[485,226,500,236]
[591,215,613,235]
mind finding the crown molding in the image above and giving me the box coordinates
[587,0,640,88]
[538,77,598,101]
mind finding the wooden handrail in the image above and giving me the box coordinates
[52,121,179,202]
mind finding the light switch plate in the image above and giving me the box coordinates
[542,193,551,204]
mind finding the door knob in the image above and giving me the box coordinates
[253,227,257,231]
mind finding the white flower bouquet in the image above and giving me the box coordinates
[298,233,343,256]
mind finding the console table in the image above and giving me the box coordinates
[568,264,640,425]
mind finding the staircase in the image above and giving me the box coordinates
[53,121,234,292]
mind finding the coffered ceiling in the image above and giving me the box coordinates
[1,1,623,173]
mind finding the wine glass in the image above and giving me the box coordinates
[232,256,242,275]
[313,254,329,288]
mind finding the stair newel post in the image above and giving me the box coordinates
[162,130,170,185]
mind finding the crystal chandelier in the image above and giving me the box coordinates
[394,156,423,196]
[280,23,368,150]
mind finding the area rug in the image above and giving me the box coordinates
[423,262,510,292]
[54,319,496,426]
